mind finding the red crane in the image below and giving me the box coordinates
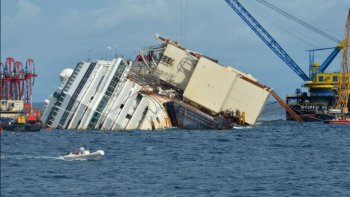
[24,59,37,110]
[0,62,4,99]
[4,57,15,100]
[0,57,37,107]
[13,61,24,100]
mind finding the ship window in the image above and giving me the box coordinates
[160,55,174,65]
[318,76,324,82]
[333,76,338,82]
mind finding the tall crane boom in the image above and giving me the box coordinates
[225,0,310,81]
[335,9,350,113]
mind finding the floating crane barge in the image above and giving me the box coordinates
[225,0,350,122]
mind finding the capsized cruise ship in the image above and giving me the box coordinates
[42,35,300,130]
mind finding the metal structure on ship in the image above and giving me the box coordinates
[0,57,37,108]
[225,0,350,121]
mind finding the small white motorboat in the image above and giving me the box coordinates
[64,147,104,161]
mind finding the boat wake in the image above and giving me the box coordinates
[63,157,88,161]
[233,126,253,129]
[1,154,64,160]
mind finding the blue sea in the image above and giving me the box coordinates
[1,103,350,196]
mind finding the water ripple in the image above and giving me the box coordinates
[1,121,350,196]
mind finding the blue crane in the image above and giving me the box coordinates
[308,46,341,81]
[224,0,310,81]
[224,0,344,82]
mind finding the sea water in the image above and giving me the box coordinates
[1,104,350,196]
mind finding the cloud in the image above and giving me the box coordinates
[10,0,42,24]
[58,0,171,36]
[1,0,43,47]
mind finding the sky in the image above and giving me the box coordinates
[1,0,349,102]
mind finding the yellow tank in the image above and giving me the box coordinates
[16,116,26,124]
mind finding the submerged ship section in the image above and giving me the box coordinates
[42,35,280,130]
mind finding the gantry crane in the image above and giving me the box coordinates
[0,57,37,105]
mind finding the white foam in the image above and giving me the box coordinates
[233,126,253,129]
[1,154,64,160]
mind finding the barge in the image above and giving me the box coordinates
[0,58,43,131]
[0,100,43,131]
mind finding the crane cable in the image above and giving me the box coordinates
[180,0,187,46]
[246,1,323,48]
[256,0,341,43]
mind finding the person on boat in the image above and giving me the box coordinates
[72,149,78,155]
[80,147,85,155]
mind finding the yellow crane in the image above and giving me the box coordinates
[334,9,350,114]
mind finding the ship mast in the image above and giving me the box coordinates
[335,9,350,114]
